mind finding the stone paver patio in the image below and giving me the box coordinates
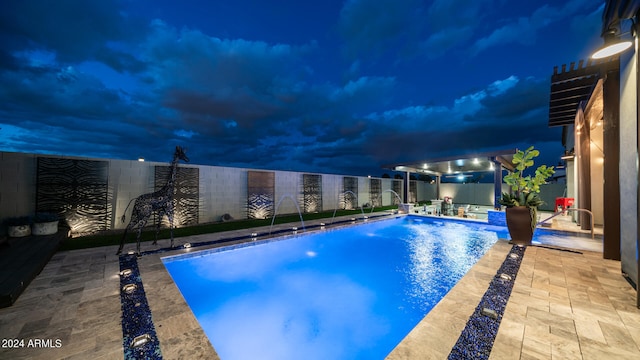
[0,215,638,359]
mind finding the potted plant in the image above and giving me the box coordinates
[498,146,555,245]
[4,216,32,237]
[32,212,60,236]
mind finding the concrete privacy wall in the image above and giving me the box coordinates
[439,183,504,206]
[0,152,37,218]
[1,151,563,235]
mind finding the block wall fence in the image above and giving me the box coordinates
[0,151,564,236]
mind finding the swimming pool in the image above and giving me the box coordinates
[162,216,505,359]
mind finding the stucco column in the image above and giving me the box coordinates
[576,107,592,231]
[636,37,640,307]
[492,158,502,210]
[404,171,410,203]
[603,66,621,261]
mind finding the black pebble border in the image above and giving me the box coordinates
[447,244,526,360]
[119,254,163,360]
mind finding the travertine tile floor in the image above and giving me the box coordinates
[490,246,640,360]
[0,215,638,360]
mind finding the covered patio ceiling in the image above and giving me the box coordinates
[383,149,517,177]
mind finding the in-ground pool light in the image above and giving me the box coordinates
[120,269,133,277]
[130,334,151,348]
[122,284,137,294]
[481,308,498,320]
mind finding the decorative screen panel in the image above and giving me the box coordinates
[36,157,110,235]
[370,178,381,207]
[392,180,402,205]
[409,180,417,203]
[247,171,275,219]
[302,174,322,213]
[155,166,199,226]
[342,177,358,210]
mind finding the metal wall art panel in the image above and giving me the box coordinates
[247,171,275,219]
[302,174,322,213]
[392,180,402,205]
[36,157,111,235]
[342,176,358,210]
[155,166,200,226]
[369,178,381,207]
[409,180,418,203]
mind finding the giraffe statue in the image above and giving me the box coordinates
[117,146,189,255]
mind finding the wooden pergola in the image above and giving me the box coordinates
[549,57,621,261]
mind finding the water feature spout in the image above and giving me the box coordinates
[369,189,404,214]
[269,194,306,235]
[331,190,365,225]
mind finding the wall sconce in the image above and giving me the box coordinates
[592,26,634,59]
[561,150,575,160]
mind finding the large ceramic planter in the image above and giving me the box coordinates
[505,206,534,245]
[8,225,31,238]
[32,221,59,236]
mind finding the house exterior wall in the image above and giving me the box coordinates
[619,45,638,290]
[589,122,605,226]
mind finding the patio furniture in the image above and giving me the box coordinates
[424,205,439,215]
[457,204,471,217]
[555,197,574,212]
[0,231,64,308]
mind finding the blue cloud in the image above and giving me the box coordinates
[0,0,598,175]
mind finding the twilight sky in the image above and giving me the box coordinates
[0,0,604,176]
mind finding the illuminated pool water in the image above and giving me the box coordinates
[162,216,504,359]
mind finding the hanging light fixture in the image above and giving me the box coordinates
[592,26,634,59]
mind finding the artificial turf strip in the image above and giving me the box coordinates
[137,213,393,256]
[59,206,397,251]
